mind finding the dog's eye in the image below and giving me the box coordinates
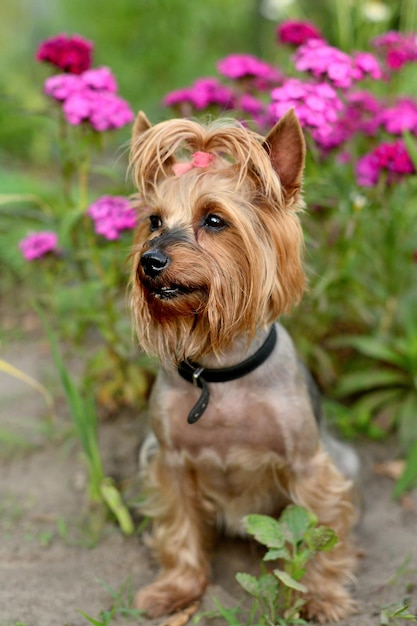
[149,215,162,232]
[202,214,227,231]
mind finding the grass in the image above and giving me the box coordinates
[80,577,144,625]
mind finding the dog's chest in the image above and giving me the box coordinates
[153,382,289,461]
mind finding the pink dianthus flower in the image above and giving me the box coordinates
[164,77,234,111]
[372,31,417,70]
[270,79,344,149]
[326,90,382,148]
[378,98,417,135]
[217,54,281,84]
[36,34,93,74]
[277,20,323,47]
[87,196,136,240]
[294,40,381,88]
[44,74,83,100]
[44,66,133,131]
[356,139,415,187]
[82,66,118,92]
[19,231,59,261]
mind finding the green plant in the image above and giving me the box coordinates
[380,599,417,625]
[80,577,144,625]
[37,304,134,536]
[198,505,337,626]
[2,33,152,414]
[332,298,417,495]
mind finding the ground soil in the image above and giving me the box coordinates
[0,335,416,626]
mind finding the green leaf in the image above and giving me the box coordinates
[274,569,308,593]
[211,597,243,625]
[100,478,134,536]
[304,526,338,552]
[397,392,417,446]
[79,610,108,626]
[264,546,291,561]
[58,206,86,248]
[393,437,417,497]
[352,387,404,417]
[257,573,279,602]
[235,572,260,599]
[334,369,409,397]
[403,131,417,172]
[243,514,285,549]
[331,336,406,368]
[279,505,314,545]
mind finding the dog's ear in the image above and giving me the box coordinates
[132,111,152,141]
[263,108,306,199]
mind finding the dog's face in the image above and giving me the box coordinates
[130,111,306,365]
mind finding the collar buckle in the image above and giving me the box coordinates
[192,367,204,387]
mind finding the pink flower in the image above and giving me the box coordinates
[356,139,415,187]
[19,231,59,261]
[36,34,93,74]
[356,153,380,187]
[294,40,355,88]
[294,40,381,88]
[270,79,344,149]
[237,93,264,115]
[217,54,281,84]
[82,66,118,92]
[354,52,382,80]
[378,98,417,135]
[277,20,323,46]
[372,31,417,70]
[44,66,133,132]
[164,77,234,111]
[87,91,134,131]
[44,74,83,100]
[344,91,382,136]
[87,196,136,240]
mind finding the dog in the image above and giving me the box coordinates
[129,109,359,623]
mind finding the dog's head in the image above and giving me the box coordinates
[129,110,306,365]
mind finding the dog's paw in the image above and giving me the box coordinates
[134,584,173,618]
[134,577,206,618]
[302,590,358,624]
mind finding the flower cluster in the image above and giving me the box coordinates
[38,35,133,132]
[356,140,415,187]
[87,196,136,240]
[276,20,323,46]
[270,79,343,148]
[162,19,417,188]
[378,98,417,135]
[372,31,417,70]
[19,231,59,261]
[163,77,234,112]
[36,33,93,74]
[217,54,282,85]
[294,39,382,89]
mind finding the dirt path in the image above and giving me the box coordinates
[0,339,416,626]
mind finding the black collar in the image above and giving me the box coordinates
[178,324,277,424]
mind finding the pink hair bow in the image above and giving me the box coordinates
[172,151,215,177]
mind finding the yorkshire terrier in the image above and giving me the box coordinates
[129,109,359,623]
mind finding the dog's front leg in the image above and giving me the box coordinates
[135,451,214,617]
[286,449,358,623]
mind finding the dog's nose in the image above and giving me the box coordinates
[140,249,170,278]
